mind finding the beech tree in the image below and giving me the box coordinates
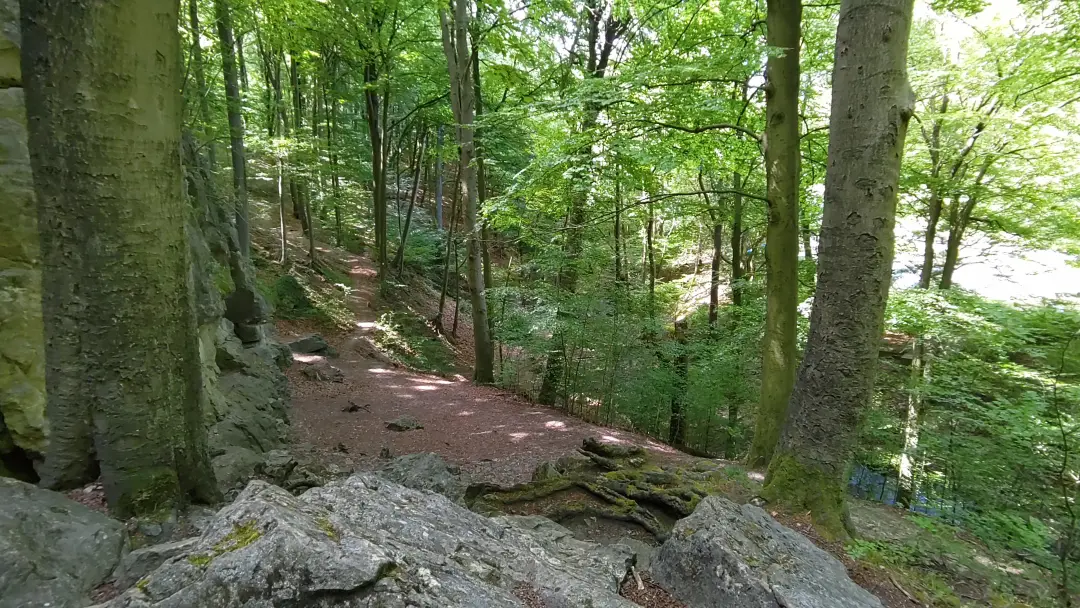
[23,0,219,516]
[760,0,917,539]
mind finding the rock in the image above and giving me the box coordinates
[113,537,199,589]
[0,57,47,467]
[532,460,562,482]
[0,477,126,608]
[210,447,265,495]
[650,496,883,608]
[377,452,470,504]
[98,474,635,607]
[301,360,344,382]
[0,0,19,86]
[289,334,330,354]
[386,414,423,432]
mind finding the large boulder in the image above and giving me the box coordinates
[0,5,46,475]
[651,496,883,608]
[0,477,127,608]
[97,473,636,608]
[377,452,470,504]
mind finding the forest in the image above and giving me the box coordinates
[2,0,1080,606]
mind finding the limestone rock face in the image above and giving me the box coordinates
[0,0,46,472]
[0,477,127,608]
[97,474,636,608]
[651,496,883,608]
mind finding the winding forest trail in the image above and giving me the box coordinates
[264,220,688,486]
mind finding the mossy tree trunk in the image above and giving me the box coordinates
[749,0,802,468]
[761,0,915,540]
[22,0,220,517]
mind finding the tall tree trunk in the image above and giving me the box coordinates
[760,0,915,540]
[749,0,802,468]
[896,339,928,508]
[393,130,427,273]
[731,172,744,309]
[709,223,722,326]
[213,0,249,258]
[440,1,495,384]
[23,0,220,515]
[614,165,626,284]
[669,319,689,447]
[329,86,343,246]
[236,31,249,92]
[437,165,462,329]
[435,124,445,228]
[363,63,387,273]
[289,53,309,231]
[188,0,215,168]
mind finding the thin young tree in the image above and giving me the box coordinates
[761,0,916,539]
[440,0,495,383]
[748,0,803,467]
[23,0,220,516]
[214,0,250,258]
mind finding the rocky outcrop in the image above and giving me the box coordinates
[97,473,636,608]
[0,0,46,479]
[184,136,292,495]
[651,495,883,608]
[0,477,127,608]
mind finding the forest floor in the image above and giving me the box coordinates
[246,190,1055,608]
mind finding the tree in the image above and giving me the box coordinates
[214,0,251,258]
[748,0,802,468]
[441,0,495,383]
[761,0,916,539]
[22,0,220,516]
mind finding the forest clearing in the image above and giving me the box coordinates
[1,0,1078,606]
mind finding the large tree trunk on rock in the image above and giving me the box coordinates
[22,0,220,516]
[760,0,915,540]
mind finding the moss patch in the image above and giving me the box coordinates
[761,450,851,541]
[316,516,340,542]
[187,520,264,568]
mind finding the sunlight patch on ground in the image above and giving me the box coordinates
[412,385,439,391]
[356,321,377,330]
[601,434,625,444]
[457,410,474,416]
[293,353,325,364]
[747,471,765,482]
[642,440,678,454]
[408,377,452,385]
[544,420,567,430]
[367,368,395,374]
[509,432,532,442]
[470,430,493,436]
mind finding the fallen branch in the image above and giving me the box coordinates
[889,574,923,606]
[631,566,644,590]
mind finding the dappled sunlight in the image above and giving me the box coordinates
[456,410,474,416]
[747,471,765,482]
[544,420,567,430]
[293,353,325,364]
[412,385,439,391]
[356,321,377,330]
[367,367,395,374]
[408,376,452,385]
[508,432,532,442]
[601,434,625,444]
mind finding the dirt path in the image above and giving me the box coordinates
[274,233,688,486]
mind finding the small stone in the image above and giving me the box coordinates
[385,415,423,432]
[301,361,344,382]
[379,446,392,459]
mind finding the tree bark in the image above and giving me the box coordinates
[709,223,722,326]
[236,31,249,92]
[23,0,220,516]
[760,0,915,540]
[187,0,215,168]
[393,130,427,273]
[669,319,689,447]
[435,124,445,228]
[749,0,802,468]
[731,172,744,309]
[213,0,250,259]
[440,1,495,383]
